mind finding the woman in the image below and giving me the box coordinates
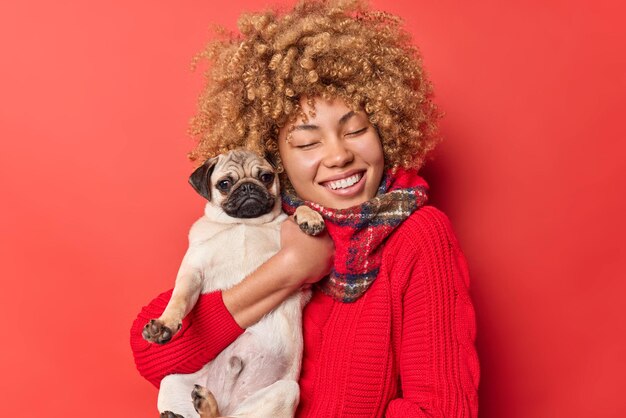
[130,1,479,416]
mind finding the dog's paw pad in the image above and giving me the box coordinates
[160,411,184,418]
[192,385,220,417]
[294,206,325,236]
[142,319,178,344]
[298,220,325,236]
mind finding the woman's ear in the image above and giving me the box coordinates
[188,156,218,200]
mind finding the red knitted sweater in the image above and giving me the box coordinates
[130,206,479,417]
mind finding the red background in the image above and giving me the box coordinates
[1,1,624,417]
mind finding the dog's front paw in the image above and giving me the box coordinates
[142,319,180,344]
[160,411,184,418]
[192,384,220,418]
[294,206,325,236]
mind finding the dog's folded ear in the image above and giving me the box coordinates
[189,157,218,200]
[263,151,278,170]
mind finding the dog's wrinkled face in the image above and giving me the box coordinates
[189,150,279,219]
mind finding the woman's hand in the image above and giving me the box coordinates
[279,215,334,287]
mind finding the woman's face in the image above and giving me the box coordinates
[278,97,385,209]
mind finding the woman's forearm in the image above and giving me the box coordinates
[224,218,334,328]
[130,289,244,387]
[223,250,301,328]
[130,218,333,386]
[130,252,297,386]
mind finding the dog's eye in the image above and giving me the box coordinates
[260,173,275,184]
[217,180,231,191]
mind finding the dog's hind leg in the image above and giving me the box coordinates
[192,385,220,418]
[159,372,204,418]
[160,412,185,418]
[228,379,299,418]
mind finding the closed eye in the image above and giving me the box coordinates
[295,142,320,149]
[346,127,367,136]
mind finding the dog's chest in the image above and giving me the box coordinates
[191,221,282,293]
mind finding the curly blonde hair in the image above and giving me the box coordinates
[189,0,440,172]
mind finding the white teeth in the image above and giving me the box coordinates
[327,173,362,190]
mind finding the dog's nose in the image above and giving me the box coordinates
[241,183,253,194]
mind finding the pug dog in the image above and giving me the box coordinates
[142,149,324,418]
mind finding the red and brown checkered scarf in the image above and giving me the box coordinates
[282,168,428,303]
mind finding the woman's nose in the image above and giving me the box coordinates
[323,139,354,168]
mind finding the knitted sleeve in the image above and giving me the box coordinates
[129,289,244,388]
[385,206,479,418]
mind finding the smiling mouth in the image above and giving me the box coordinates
[323,172,364,190]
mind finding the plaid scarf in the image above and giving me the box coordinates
[282,168,428,303]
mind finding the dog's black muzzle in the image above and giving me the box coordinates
[222,182,275,218]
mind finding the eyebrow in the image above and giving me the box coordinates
[292,110,357,132]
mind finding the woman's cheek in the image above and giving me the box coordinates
[282,152,313,191]
[295,151,321,177]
